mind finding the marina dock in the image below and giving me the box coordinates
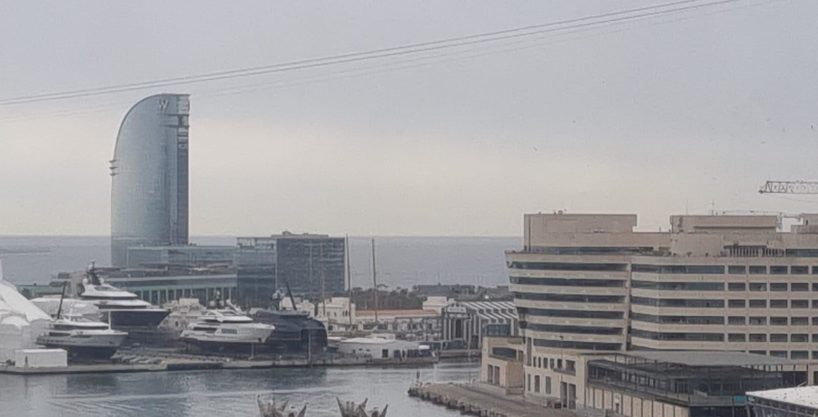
[408,383,576,417]
[0,351,438,375]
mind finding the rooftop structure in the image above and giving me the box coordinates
[442,300,519,349]
[747,386,818,411]
[111,94,190,266]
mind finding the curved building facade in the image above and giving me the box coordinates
[510,212,818,404]
[110,94,190,266]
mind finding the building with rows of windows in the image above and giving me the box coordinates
[508,212,818,410]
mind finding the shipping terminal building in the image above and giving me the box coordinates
[508,212,818,410]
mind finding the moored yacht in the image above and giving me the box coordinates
[181,308,275,354]
[78,263,170,328]
[36,314,128,360]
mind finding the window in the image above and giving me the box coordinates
[792,300,809,309]
[549,359,554,369]
[728,333,746,342]
[791,351,809,360]
[749,283,767,291]
[813,334,818,343]
[749,350,767,355]
[749,334,766,342]
[534,375,540,393]
[728,316,746,325]
[770,317,788,326]
[749,299,767,308]
[813,300,818,308]
[813,283,818,291]
[770,266,788,275]
[749,317,766,325]
[791,334,808,343]
[792,283,809,291]
[770,283,788,292]
[749,266,767,275]
[792,317,809,325]
[770,351,788,358]
[813,317,818,325]
[728,265,747,274]
[728,282,746,291]
[770,300,787,308]
[545,376,551,394]
[792,266,809,274]
[770,334,788,342]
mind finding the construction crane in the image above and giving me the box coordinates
[758,180,818,194]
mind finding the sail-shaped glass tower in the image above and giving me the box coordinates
[110,94,190,266]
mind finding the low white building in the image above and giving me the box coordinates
[14,349,67,368]
[337,337,428,359]
[0,279,51,363]
[295,297,356,332]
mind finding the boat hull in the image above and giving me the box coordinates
[36,333,128,360]
[101,309,170,328]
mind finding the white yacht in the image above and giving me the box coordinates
[181,309,275,353]
[36,314,128,359]
[77,265,169,328]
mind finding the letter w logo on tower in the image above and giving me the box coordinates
[158,99,169,110]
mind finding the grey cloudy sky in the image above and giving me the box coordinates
[1,0,817,236]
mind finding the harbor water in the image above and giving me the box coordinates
[0,362,479,417]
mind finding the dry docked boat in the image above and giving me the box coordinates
[180,308,275,354]
[77,263,169,328]
[35,282,127,360]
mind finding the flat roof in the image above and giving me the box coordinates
[620,351,794,367]
[748,386,818,409]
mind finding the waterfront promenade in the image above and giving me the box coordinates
[409,382,576,417]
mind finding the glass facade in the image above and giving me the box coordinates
[110,94,190,266]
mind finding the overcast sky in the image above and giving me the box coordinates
[1,0,817,236]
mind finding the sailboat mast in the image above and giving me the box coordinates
[346,234,352,327]
[55,281,68,320]
[371,238,378,324]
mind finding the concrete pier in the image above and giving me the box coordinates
[0,351,438,376]
[408,383,576,417]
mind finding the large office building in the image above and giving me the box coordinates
[508,212,818,407]
[110,94,191,266]
[236,233,346,307]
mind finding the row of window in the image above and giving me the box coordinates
[517,307,624,320]
[520,321,623,335]
[514,279,818,292]
[631,330,818,343]
[532,338,621,351]
[726,299,817,308]
[746,350,818,360]
[510,276,625,287]
[511,261,818,275]
[630,313,818,326]
[526,373,553,395]
[632,296,818,308]
[514,292,625,304]
[509,262,626,272]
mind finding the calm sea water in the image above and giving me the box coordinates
[0,236,518,289]
[0,362,479,417]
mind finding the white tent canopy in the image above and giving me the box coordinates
[0,275,51,363]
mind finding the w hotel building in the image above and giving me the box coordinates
[508,213,818,401]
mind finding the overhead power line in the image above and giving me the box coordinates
[0,0,758,106]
